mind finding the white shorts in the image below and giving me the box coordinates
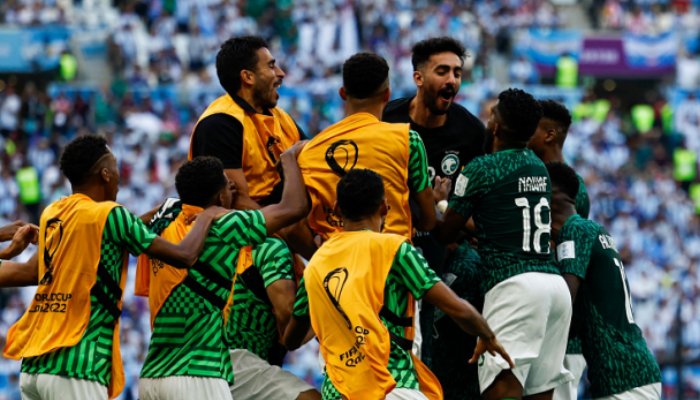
[387,388,430,400]
[553,354,587,400]
[229,349,316,400]
[478,272,574,396]
[139,376,230,400]
[595,383,661,400]
[20,373,108,400]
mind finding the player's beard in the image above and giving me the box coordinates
[252,78,278,111]
[423,86,455,116]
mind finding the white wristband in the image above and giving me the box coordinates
[437,200,448,214]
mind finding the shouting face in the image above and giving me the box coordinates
[251,47,285,110]
[416,51,463,115]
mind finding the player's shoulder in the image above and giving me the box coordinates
[382,98,412,122]
[449,102,485,130]
[560,214,600,241]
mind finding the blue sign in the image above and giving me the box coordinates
[0,27,71,72]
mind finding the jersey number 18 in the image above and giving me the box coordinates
[515,197,551,254]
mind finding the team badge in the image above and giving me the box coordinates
[441,154,460,175]
[556,241,576,261]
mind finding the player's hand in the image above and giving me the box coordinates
[228,180,239,209]
[285,139,309,160]
[469,336,515,369]
[4,225,39,259]
[186,206,231,224]
[433,176,452,203]
[0,221,38,242]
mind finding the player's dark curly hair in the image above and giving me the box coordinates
[496,88,543,144]
[175,156,228,208]
[342,53,389,99]
[411,37,466,71]
[337,169,385,221]
[545,162,580,201]
[539,99,572,140]
[59,135,110,186]
[216,36,268,95]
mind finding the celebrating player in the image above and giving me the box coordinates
[382,37,486,365]
[527,99,590,400]
[136,149,312,400]
[547,161,662,400]
[4,135,223,400]
[436,88,573,400]
[190,35,306,210]
[284,169,513,400]
[298,52,434,242]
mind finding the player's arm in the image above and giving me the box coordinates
[0,251,39,287]
[395,242,514,367]
[225,169,262,210]
[113,206,226,269]
[563,273,582,304]
[283,277,315,350]
[276,217,317,260]
[258,238,297,334]
[258,141,310,235]
[0,224,38,260]
[407,130,437,232]
[434,163,482,245]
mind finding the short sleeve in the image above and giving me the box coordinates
[575,174,591,219]
[391,242,440,299]
[448,160,487,219]
[557,226,593,280]
[253,237,294,287]
[407,130,430,193]
[104,207,157,257]
[212,210,267,248]
[292,277,310,320]
[191,114,244,169]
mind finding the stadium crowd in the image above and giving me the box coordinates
[0,0,696,399]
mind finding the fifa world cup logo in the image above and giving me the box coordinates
[323,267,352,330]
[40,218,63,286]
[325,140,358,177]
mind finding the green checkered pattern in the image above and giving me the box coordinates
[408,129,430,193]
[448,148,560,294]
[227,237,294,360]
[556,215,660,397]
[431,243,483,400]
[296,240,439,400]
[140,210,267,385]
[22,207,156,385]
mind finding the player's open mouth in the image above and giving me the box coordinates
[439,89,455,102]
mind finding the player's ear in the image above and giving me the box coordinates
[339,87,347,101]
[545,128,557,144]
[100,167,110,183]
[382,87,392,103]
[379,198,388,217]
[241,69,255,87]
[333,201,343,220]
[413,70,423,87]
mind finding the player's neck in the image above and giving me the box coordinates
[542,147,565,163]
[72,186,106,203]
[551,206,576,240]
[236,89,265,114]
[345,103,383,121]
[343,215,382,233]
[409,95,447,129]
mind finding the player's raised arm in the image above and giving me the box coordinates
[259,140,310,235]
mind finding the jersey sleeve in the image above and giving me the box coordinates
[391,242,440,299]
[253,237,294,287]
[292,277,310,320]
[557,223,594,280]
[192,114,244,169]
[212,210,267,248]
[407,130,431,194]
[105,207,157,257]
[448,159,487,219]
